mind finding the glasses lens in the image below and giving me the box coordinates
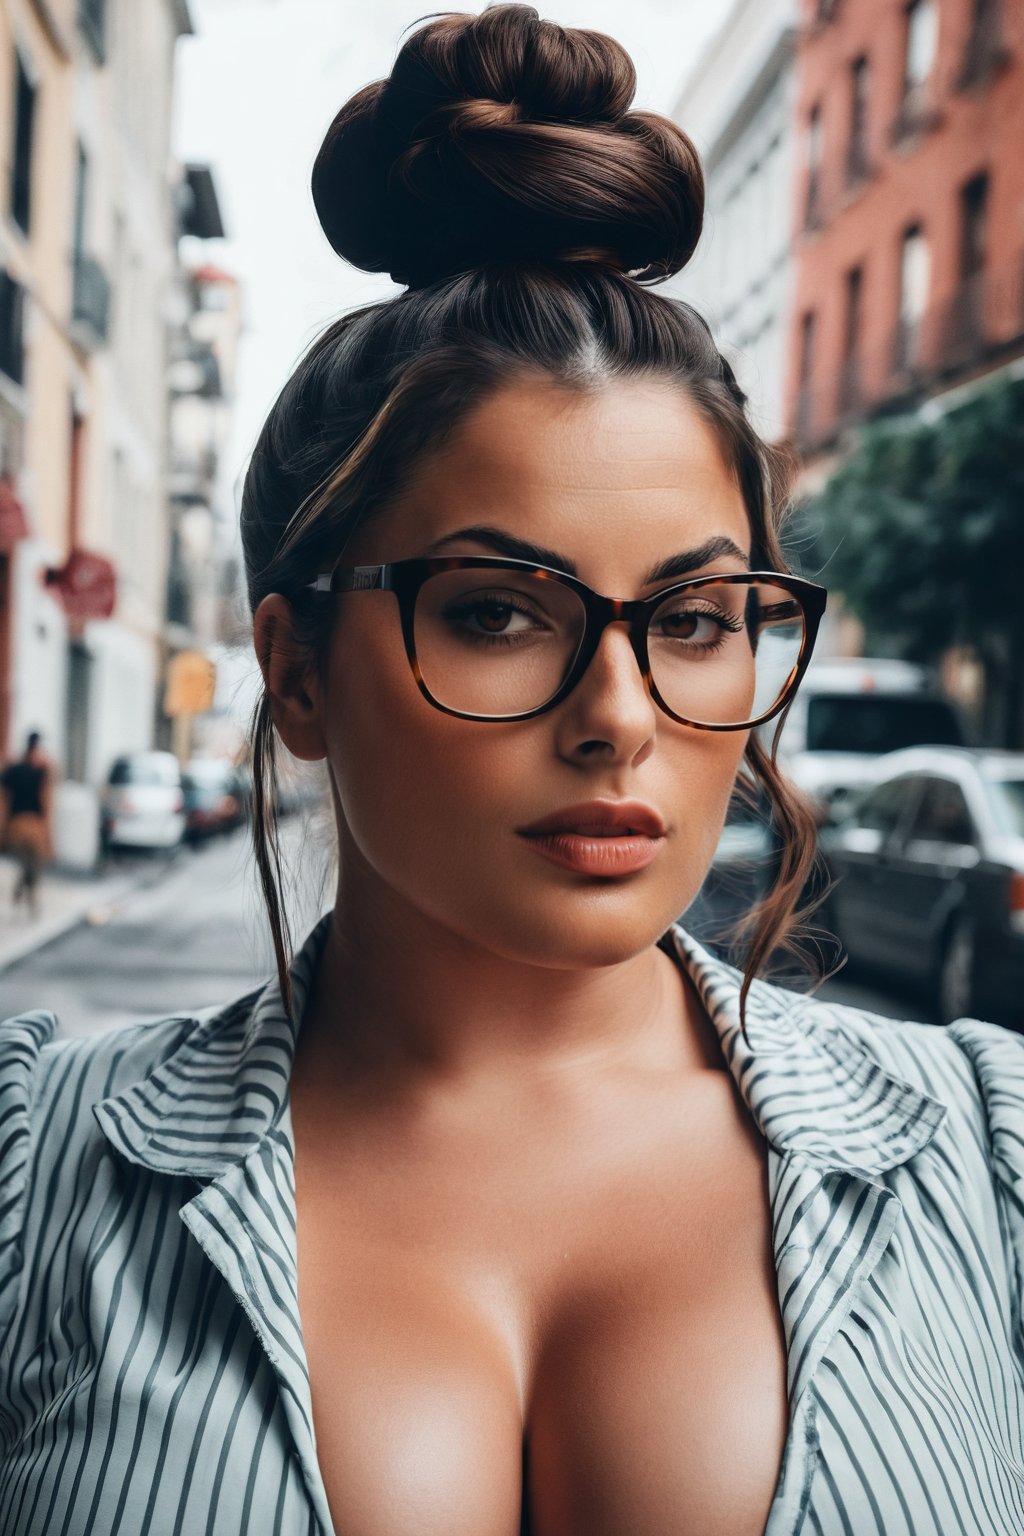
[648,578,804,727]
[414,568,586,716]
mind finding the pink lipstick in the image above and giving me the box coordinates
[516,800,666,877]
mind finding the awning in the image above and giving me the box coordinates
[0,479,29,550]
[44,547,117,621]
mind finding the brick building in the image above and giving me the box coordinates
[785,0,1024,471]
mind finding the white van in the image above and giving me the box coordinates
[761,658,977,817]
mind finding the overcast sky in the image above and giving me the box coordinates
[171,0,732,507]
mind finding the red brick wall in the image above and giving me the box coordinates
[785,0,1024,446]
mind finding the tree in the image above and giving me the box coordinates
[799,373,1024,747]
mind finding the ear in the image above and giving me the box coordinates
[252,593,328,761]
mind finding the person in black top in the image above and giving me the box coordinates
[0,730,53,917]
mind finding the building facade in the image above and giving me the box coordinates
[164,245,249,764]
[667,0,799,442]
[1,0,193,864]
[785,0,1024,468]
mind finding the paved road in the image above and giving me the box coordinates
[0,820,919,1038]
[0,816,331,1036]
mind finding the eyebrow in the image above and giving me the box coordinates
[422,524,751,584]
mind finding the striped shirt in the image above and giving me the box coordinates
[1,912,1024,1535]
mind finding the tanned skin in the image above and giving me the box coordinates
[253,379,789,1536]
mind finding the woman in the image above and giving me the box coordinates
[0,730,54,918]
[1,9,1023,1535]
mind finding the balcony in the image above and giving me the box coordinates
[71,252,110,351]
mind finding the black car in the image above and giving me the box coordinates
[181,758,248,843]
[819,747,1024,1028]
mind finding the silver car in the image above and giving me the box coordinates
[101,751,186,852]
[820,746,1024,1028]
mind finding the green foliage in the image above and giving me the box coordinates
[802,374,1024,666]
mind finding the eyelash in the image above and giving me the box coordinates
[444,595,746,650]
[443,595,545,646]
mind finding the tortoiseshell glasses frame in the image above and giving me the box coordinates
[307,555,828,728]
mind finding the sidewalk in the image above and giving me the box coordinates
[0,854,169,972]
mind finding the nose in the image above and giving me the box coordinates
[553,620,658,766]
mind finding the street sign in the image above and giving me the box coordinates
[164,649,216,716]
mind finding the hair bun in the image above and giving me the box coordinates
[311,4,705,289]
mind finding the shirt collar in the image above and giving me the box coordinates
[93,913,947,1181]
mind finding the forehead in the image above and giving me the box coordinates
[359,377,751,568]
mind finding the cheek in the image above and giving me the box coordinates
[669,728,750,876]
[322,608,518,868]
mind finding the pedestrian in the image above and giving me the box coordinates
[0,728,53,918]
[3,7,1024,1534]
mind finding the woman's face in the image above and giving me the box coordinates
[292,377,753,970]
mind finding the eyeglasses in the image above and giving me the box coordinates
[307,556,827,729]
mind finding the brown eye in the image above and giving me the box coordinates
[660,612,701,639]
[475,602,516,633]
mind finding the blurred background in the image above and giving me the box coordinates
[0,0,1022,1035]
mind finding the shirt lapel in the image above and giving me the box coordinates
[92,912,337,1535]
[665,924,949,1536]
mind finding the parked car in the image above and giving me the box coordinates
[101,751,186,853]
[181,757,248,842]
[762,658,977,820]
[818,746,1024,1028]
[682,781,781,960]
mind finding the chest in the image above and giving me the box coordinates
[290,1073,789,1536]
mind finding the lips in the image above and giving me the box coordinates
[516,801,665,839]
[516,802,666,877]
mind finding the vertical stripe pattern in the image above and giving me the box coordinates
[0,914,1022,1535]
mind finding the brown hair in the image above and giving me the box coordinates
[241,4,828,1035]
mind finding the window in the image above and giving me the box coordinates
[903,0,938,105]
[906,778,976,846]
[847,56,871,183]
[959,172,988,283]
[942,172,989,359]
[843,266,863,360]
[895,225,930,369]
[960,0,1007,87]
[0,271,25,386]
[805,103,823,228]
[839,266,863,410]
[796,310,816,438]
[899,226,930,320]
[805,695,965,755]
[9,50,35,235]
[985,775,1024,838]
[854,776,921,838]
[108,755,180,788]
[72,142,88,259]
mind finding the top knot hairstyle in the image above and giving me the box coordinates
[242,4,827,1032]
[311,5,705,288]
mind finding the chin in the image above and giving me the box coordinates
[460,890,686,971]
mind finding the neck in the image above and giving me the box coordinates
[295,864,722,1099]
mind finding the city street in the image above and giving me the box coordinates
[0,815,330,1036]
[0,819,917,1040]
